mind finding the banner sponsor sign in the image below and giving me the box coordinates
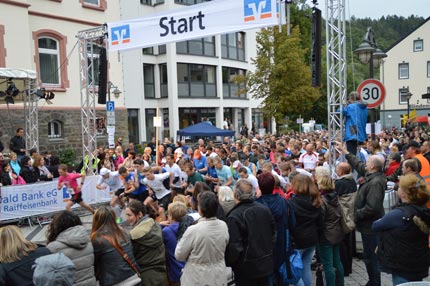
[107,0,278,52]
[0,176,111,221]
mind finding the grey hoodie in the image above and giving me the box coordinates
[47,225,97,286]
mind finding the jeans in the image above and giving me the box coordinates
[361,233,380,286]
[318,244,344,286]
[392,274,410,286]
[295,246,316,286]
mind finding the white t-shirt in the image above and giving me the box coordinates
[164,163,182,188]
[299,152,318,170]
[142,172,171,199]
[97,171,123,191]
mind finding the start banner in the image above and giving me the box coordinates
[107,0,278,52]
[0,176,111,221]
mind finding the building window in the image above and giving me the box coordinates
[414,39,423,52]
[177,63,216,98]
[179,108,216,128]
[87,43,100,86]
[33,30,69,90]
[141,0,164,4]
[38,38,60,85]
[221,32,245,61]
[158,45,166,54]
[222,67,247,99]
[143,64,155,98]
[399,89,409,104]
[427,61,430,78]
[80,0,107,11]
[48,120,63,139]
[142,47,154,55]
[399,63,409,79]
[160,64,168,98]
[163,108,170,138]
[175,0,210,5]
[176,37,215,56]
[145,109,156,141]
[128,109,139,144]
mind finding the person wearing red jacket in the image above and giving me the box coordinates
[385,152,401,177]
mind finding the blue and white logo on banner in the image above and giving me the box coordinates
[244,0,272,22]
[111,24,131,46]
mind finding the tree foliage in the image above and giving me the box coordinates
[247,25,321,129]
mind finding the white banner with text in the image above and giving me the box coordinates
[107,0,278,52]
[0,176,112,221]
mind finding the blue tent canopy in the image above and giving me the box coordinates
[177,122,234,137]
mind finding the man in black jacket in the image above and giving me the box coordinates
[9,128,26,160]
[225,180,276,286]
[339,143,385,286]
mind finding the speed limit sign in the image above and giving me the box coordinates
[357,79,386,109]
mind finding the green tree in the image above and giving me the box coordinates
[247,25,321,132]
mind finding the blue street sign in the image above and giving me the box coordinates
[106,101,115,112]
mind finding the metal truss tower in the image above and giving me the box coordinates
[77,26,106,175]
[24,78,39,153]
[325,0,347,169]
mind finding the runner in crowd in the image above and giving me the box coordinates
[57,164,94,214]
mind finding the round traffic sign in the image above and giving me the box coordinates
[357,79,386,109]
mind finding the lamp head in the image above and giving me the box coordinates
[113,87,121,98]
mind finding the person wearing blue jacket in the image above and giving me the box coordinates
[340,91,368,155]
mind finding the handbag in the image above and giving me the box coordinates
[103,235,141,277]
[279,247,303,285]
[279,200,303,285]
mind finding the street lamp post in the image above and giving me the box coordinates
[106,82,121,148]
[107,81,121,101]
[354,27,387,140]
[406,91,412,120]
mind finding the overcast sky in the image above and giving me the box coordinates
[307,0,430,20]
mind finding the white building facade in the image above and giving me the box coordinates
[381,17,430,129]
[120,0,272,144]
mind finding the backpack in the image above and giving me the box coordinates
[33,252,76,286]
[338,192,357,234]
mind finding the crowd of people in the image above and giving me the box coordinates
[1,119,430,285]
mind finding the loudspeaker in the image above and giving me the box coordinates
[97,47,108,104]
[311,7,322,87]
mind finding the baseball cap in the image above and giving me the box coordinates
[252,138,259,143]
[232,160,241,168]
[406,140,421,149]
[99,168,110,176]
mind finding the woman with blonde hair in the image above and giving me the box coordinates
[314,166,345,286]
[288,174,322,286]
[162,201,189,284]
[33,155,53,181]
[373,174,430,285]
[0,225,50,285]
[91,206,141,286]
[217,186,235,215]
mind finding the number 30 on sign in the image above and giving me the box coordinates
[357,79,386,109]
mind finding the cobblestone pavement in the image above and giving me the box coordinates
[18,213,430,286]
